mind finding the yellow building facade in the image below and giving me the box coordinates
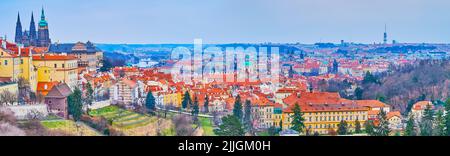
[282,104,369,135]
[32,54,78,89]
[163,92,182,108]
[0,47,37,92]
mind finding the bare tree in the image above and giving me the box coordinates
[0,109,17,125]
[0,122,26,136]
[172,114,194,136]
[36,93,45,104]
[0,91,18,106]
[20,119,47,136]
[0,109,24,136]
[26,110,45,120]
[17,77,32,104]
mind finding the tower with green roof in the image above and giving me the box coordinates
[37,7,51,47]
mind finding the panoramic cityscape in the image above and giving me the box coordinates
[1,0,450,137]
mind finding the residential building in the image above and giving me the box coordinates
[110,78,141,105]
[282,102,369,135]
[410,101,433,122]
[44,83,72,118]
[32,54,78,89]
[0,45,37,92]
[387,111,403,130]
[48,41,103,71]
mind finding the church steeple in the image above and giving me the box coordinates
[29,12,37,45]
[41,7,45,19]
[15,12,23,44]
[39,7,48,27]
[37,6,51,47]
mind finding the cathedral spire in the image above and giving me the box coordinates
[30,12,37,46]
[39,7,48,27]
[41,7,45,20]
[15,12,23,44]
[31,12,35,23]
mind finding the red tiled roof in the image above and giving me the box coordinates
[355,100,389,109]
[37,82,59,96]
[387,111,402,119]
[283,102,369,113]
[33,54,77,60]
[413,101,432,111]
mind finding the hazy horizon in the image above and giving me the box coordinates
[1,0,450,44]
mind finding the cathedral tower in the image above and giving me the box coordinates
[29,12,37,46]
[15,13,23,44]
[37,7,51,47]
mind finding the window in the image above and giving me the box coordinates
[20,59,23,64]
[62,64,65,68]
[54,64,57,68]
[4,60,7,65]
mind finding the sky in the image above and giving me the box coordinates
[0,0,449,44]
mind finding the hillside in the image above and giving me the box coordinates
[361,59,450,114]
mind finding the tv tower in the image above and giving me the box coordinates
[383,24,388,44]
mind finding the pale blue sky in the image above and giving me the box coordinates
[0,0,449,44]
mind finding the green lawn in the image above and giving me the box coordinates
[41,120,101,136]
[89,106,156,129]
[199,117,216,136]
[41,120,71,129]
[257,131,271,136]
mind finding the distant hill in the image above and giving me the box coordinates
[361,59,450,114]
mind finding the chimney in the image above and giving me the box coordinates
[1,38,6,49]
[18,44,22,55]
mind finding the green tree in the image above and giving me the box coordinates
[68,87,83,121]
[355,119,362,134]
[214,115,245,136]
[363,71,379,84]
[290,103,305,134]
[243,100,252,133]
[279,119,283,130]
[267,126,279,136]
[145,91,156,113]
[204,96,209,113]
[445,98,450,136]
[374,109,390,136]
[99,58,112,72]
[364,120,375,135]
[191,96,199,118]
[233,95,243,120]
[404,115,417,136]
[420,104,434,136]
[433,110,445,136]
[337,120,349,135]
[181,91,192,110]
[354,87,364,100]
[85,82,94,106]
